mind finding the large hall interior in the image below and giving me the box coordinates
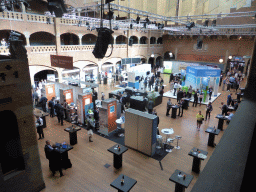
[0,0,256,192]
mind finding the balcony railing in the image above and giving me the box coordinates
[27,46,57,53]
[0,11,23,20]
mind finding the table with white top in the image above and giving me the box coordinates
[116,118,125,137]
[161,128,174,143]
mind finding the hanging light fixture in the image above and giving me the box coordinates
[219,58,224,63]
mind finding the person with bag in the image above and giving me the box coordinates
[196,111,204,130]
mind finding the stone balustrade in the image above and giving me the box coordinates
[0,11,23,20]
[27,46,57,53]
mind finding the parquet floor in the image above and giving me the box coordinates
[38,74,245,192]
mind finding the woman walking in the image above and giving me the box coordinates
[196,111,204,130]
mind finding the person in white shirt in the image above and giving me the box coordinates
[36,116,44,139]
[38,81,43,90]
[173,82,179,96]
[1,38,6,46]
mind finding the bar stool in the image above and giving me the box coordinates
[156,135,163,149]
[166,138,175,152]
[175,135,182,149]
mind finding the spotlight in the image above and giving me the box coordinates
[145,16,150,24]
[136,15,140,24]
[186,22,195,30]
[47,0,67,18]
[113,25,119,30]
[158,24,164,29]
[219,58,223,63]
[14,4,20,9]
[212,20,216,27]
[203,20,209,27]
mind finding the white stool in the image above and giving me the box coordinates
[156,135,163,149]
[166,138,175,152]
[175,135,182,149]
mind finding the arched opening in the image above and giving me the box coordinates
[34,69,58,86]
[30,32,55,46]
[148,57,155,69]
[83,64,98,81]
[60,33,79,45]
[82,34,97,45]
[164,51,175,60]
[129,36,138,44]
[102,62,114,78]
[0,30,26,46]
[156,56,163,68]
[150,37,156,44]
[157,37,163,44]
[140,36,148,44]
[0,110,25,175]
[116,35,127,44]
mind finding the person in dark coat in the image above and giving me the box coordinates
[39,95,48,112]
[54,100,61,122]
[169,73,174,83]
[94,107,100,130]
[142,96,147,112]
[34,91,39,106]
[49,144,64,177]
[227,93,232,106]
[178,99,185,117]
[205,102,213,120]
[48,97,55,118]
[177,88,183,103]
[220,102,228,116]
[192,91,198,107]
[58,105,65,126]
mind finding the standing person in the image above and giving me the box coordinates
[178,99,185,117]
[101,92,105,100]
[199,91,204,106]
[48,97,55,118]
[63,99,68,119]
[205,102,213,120]
[142,96,147,112]
[166,98,172,116]
[169,73,174,83]
[93,107,100,130]
[92,89,98,109]
[177,88,183,103]
[50,144,64,177]
[34,90,39,107]
[58,105,65,126]
[188,85,193,98]
[227,93,232,106]
[220,102,228,116]
[155,112,160,127]
[170,80,174,93]
[39,95,48,112]
[147,99,154,114]
[36,116,44,139]
[54,100,61,121]
[173,82,178,96]
[208,87,213,100]
[36,87,41,103]
[87,116,94,142]
[222,77,227,91]
[144,77,147,90]
[159,88,164,96]
[192,90,198,107]
[44,140,53,162]
[196,111,204,130]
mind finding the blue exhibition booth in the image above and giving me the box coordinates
[185,66,221,96]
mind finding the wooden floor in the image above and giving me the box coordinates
[38,74,245,192]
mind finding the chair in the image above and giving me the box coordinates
[175,135,182,149]
[166,138,175,152]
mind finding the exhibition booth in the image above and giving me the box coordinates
[43,80,97,125]
[163,65,221,104]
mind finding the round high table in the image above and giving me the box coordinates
[161,128,174,152]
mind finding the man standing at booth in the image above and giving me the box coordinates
[48,97,55,118]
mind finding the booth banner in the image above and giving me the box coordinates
[45,84,55,102]
[108,101,117,133]
[51,55,73,69]
[214,77,220,96]
[163,61,173,74]
[63,89,73,104]
[76,99,83,124]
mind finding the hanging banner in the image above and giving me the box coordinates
[50,55,73,69]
